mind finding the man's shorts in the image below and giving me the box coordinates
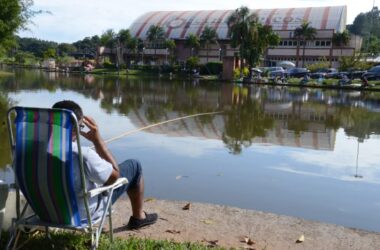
[111,159,142,203]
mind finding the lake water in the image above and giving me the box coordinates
[1,68,380,232]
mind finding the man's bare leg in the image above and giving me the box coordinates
[127,176,145,219]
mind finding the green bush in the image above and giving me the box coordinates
[307,61,331,72]
[200,62,223,75]
[103,60,116,69]
[186,56,200,70]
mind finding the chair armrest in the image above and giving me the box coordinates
[88,177,128,198]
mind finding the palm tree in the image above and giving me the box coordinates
[164,39,176,65]
[118,29,132,65]
[100,29,117,65]
[227,6,251,77]
[185,33,200,56]
[332,30,350,57]
[227,6,279,74]
[294,22,317,67]
[147,25,166,62]
[200,26,218,63]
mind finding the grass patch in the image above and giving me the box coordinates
[0,231,228,250]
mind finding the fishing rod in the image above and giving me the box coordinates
[90,110,224,148]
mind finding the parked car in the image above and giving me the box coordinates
[287,68,310,78]
[313,68,338,78]
[268,67,286,77]
[362,66,380,80]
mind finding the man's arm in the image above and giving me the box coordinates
[80,115,120,185]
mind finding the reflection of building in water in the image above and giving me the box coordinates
[128,102,336,151]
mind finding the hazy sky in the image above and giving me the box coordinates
[18,0,377,43]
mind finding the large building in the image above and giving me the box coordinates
[117,6,361,79]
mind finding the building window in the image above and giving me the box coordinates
[326,41,331,46]
[283,40,288,46]
[321,41,326,46]
[316,41,320,46]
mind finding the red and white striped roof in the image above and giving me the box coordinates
[130,6,347,40]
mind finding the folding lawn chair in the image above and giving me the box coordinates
[6,106,128,249]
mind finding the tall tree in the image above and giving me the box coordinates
[332,30,350,57]
[184,33,200,56]
[118,29,132,64]
[200,26,218,63]
[0,0,40,53]
[164,39,176,64]
[227,6,280,72]
[147,25,166,62]
[227,6,251,77]
[246,23,279,67]
[294,22,317,67]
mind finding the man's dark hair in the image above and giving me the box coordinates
[52,100,83,120]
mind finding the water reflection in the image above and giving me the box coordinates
[1,70,380,158]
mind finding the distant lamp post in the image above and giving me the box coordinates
[354,140,363,178]
[219,47,222,61]
[191,47,194,57]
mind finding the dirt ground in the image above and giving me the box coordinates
[108,198,380,250]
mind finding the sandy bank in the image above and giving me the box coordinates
[109,198,380,249]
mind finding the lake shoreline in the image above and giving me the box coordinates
[110,198,380,250]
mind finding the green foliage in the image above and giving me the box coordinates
[332,30,350,47]
[0,231,225,250]
[307,59,330,72]
[147,25,165,49]
[57,43,76,57]
[186,56,200,70]
[14,51,36,64]
[0,0,22,47]
[16,37,58,58]
[339,55,373,71]
[72,35,100,54]
[43,48,56,59]
[200,62,223,75]
[185,33,201,51]
[227,6,279,69]
[295,22,317,67]
[103,59,117,69]
[100,29,117,48]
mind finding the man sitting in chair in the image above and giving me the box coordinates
[52,100,157,230]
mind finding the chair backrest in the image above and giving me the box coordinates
[8,107,83,226]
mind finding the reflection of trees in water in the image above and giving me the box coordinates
[344,108,380,142]
[3,69,380,146]
[0,94,13,168]
[222,98,274,154]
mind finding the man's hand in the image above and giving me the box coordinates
[80,115,102,144]
[79,115,120,184]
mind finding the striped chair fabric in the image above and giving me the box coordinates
[14,107,81,226]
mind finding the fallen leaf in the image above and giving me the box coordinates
[182,203,191,210]
[202,238,218,246]
[201,219,214,225]
[165,229,180,234]
[296,234,305,243]
[144,197,156,202]
[240,236,256,245]
[247,238,256,245]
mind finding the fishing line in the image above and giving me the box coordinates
[90,110,223,148]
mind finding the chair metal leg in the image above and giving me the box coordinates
[108,204,113,242]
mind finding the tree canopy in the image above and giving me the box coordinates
[0,0,40,52]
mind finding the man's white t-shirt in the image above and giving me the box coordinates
[72,144,113,223]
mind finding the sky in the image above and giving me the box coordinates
[18,0,378,43]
